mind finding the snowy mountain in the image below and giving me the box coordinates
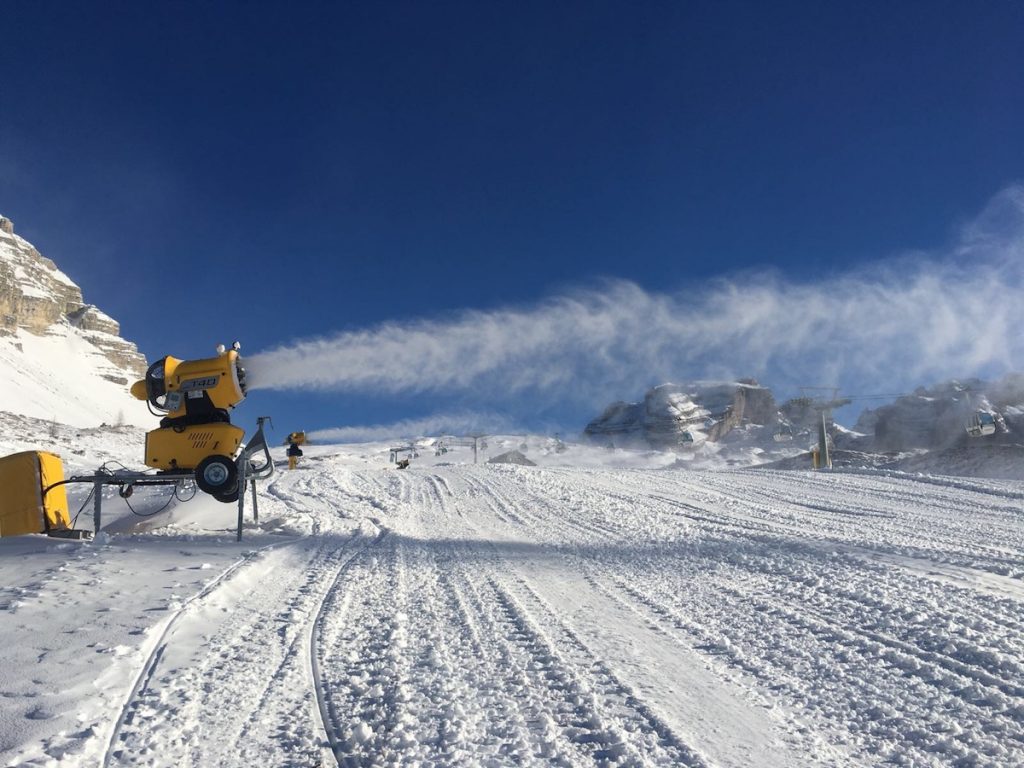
[585,376,1024,478]
[851,375,1024,452]
[584,380,777,450]
[0,214,150,427]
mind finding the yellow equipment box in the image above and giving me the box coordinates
[0,451,71,537]
[145,423,244,471]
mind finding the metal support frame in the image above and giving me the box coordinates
[47,417,275,540]
[94,478,102,533]
[235,416,275,541]
[56,468,194,534]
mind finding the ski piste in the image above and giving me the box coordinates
[3,441,1024,766]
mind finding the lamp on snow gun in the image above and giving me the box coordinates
[130,342,248,502]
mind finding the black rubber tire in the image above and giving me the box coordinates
[195,454,238,496]
[213,486,240,504]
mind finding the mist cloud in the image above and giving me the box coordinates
[246,186,1024,408]
[308,411,515,443]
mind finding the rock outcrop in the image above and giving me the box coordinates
[585,380,776,450]
[853,377,1023,452]
[487,449,536,466]
[0,214,146,379]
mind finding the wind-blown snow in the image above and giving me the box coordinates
[308,410,517,443]
[245,187,1024,409]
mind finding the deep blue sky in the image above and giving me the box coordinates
[2,1,1023,437]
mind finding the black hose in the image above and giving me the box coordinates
[70,486,96,529]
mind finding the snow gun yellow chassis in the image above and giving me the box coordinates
[129,341,274,502]
[131,344,250,498]
[0,342,274,542]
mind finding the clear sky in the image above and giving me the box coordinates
[2,1,1023,438]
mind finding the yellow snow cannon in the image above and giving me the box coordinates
[284,431,307,470]
[283,431,307,446]
[130,342,248,502]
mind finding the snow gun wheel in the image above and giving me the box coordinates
[213,486,240,504]
[195,454,238,497]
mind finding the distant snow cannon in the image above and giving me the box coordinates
[283,431,307,447]
[284,431,306,470]
[130,342,250,502]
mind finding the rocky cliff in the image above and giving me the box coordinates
[853,376,1024,452]
[0,214,150,426]
[0,214,146,380]
[584,380,777,450]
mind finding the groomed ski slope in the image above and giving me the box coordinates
[4,451,1024,766]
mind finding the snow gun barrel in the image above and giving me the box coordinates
[130,343,247,416]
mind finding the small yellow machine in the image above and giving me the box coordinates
[284,431,306,470]
[0,451,71,537]
[131,342,249,502]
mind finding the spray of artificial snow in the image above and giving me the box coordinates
[244,186,1024,406]
[308,411,515,443]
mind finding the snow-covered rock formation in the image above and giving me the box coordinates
[852,376,1024,453]
[584,380,777,450]
[0,214,150,427]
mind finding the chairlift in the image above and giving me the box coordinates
[966,410,997,438]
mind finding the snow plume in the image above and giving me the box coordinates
[246,186,1024,405]
[309,411,516,443]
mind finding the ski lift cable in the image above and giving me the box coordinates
[785,387,987,404]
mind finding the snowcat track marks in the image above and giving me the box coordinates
[224,526,389,766]
[462,465,1024,764]
[485,572,707,767]
[605,469,1024,581]
[102,536,304,768]
[599,537,1024,764]
[429,471,711,765]
[309,526,391,766]
[105,468,386,766]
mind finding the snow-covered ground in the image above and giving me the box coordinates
[2,435,1024,766]
[0,327,151,428]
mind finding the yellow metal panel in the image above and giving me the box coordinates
[0,451,69,537]
[130,379,148,401]
[37,452,71,531]
[145,423,245,471]
[165,350,244,410]
[0,452,43,536]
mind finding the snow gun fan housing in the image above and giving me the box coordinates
[130,342,248,502]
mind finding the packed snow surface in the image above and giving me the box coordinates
[2,437,1024,766]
